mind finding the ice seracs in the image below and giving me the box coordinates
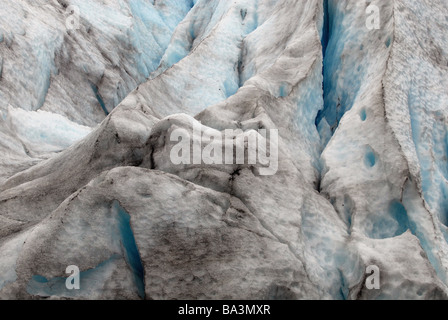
[0,0,192,181]
[1,0,448,300]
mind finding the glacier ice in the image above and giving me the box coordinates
[0,0,448,300]
[0,0,192,182]
[5,106,92,155]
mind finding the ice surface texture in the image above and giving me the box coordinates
[0,0,448,299]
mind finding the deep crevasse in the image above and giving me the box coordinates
[319,0,448,295]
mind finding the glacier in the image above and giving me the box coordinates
[0,0,447,300]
